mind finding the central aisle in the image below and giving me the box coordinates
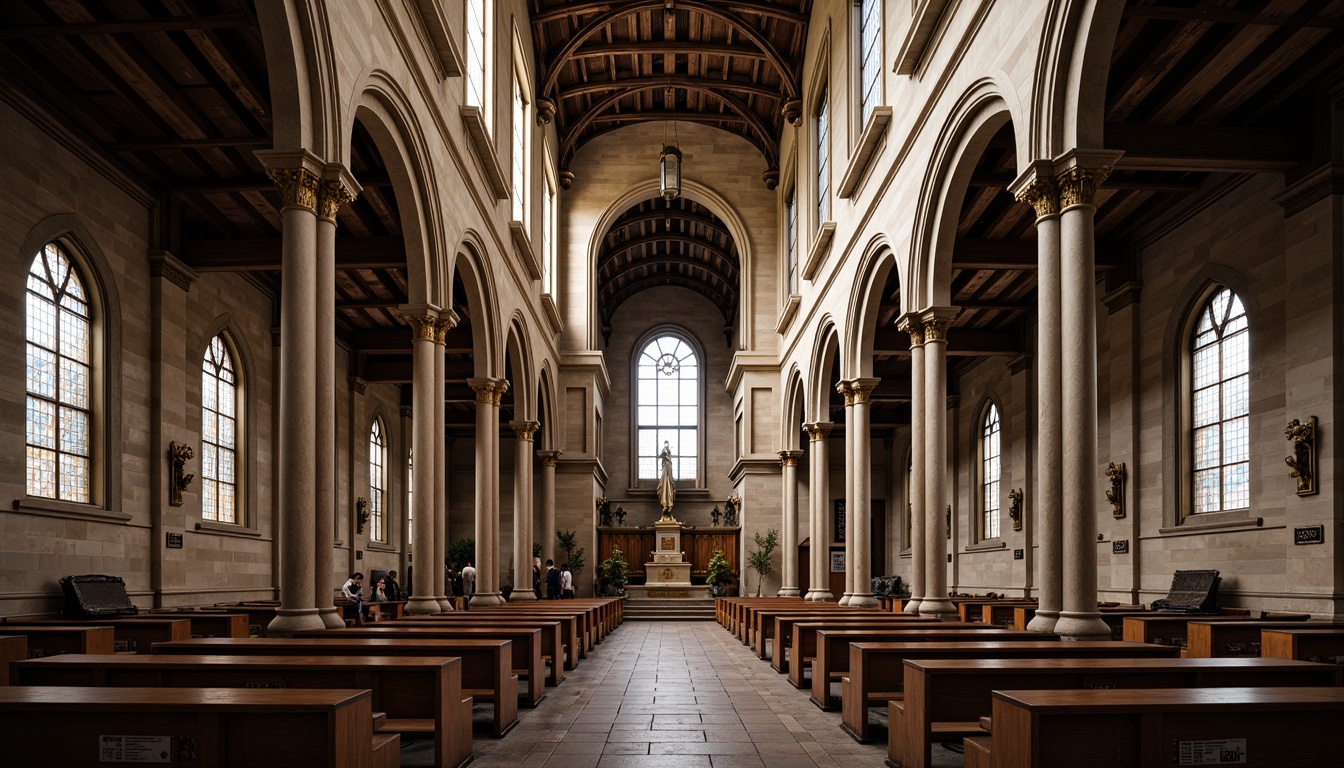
[456,619,915,768]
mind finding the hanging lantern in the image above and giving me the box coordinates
[659,145,682,201]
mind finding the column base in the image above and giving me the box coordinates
[405,597,441,615]
[1026,609,1059,633]
[777,588,801,598]
[848,593,878,609]
[1054,611,1112,640]
[510,589,539,601]
[804,590,834,601]
[918,598,957,618]
[903,596,923,614]
[266,608,325,636]
[837,593,853,606]
[470,592,506,607]
[435,596,455,612]
[317,607,345,629]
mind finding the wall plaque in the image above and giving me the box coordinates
[833,500,846,543]
[1294,525,1325,545]
[1013,549,1023,560]
[165,532,183,549]
[661,536,675,551]
[1112,539,1130,554]
[829,551,845,572]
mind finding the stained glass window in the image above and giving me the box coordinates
[26,243,92,503]
[201,335,238,523]
[981,404,1001,539]
[370,419,386,542]
[1191,287,1249,513]
[636,335,699,483]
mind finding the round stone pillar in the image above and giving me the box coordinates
[847,379,880,608]
[777,449,803,597]
[803,422,834,601]
[404,310,441,615]
[920,309,958,619]
[899,315,925,614]
[511,421,539,601]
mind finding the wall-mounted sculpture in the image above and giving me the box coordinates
[1007,488,1023,531]
[355,496,369,534]
[1285,417,1317,496]
[1105,461,1126,519]
[169,442,194,507]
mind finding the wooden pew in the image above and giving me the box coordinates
[770,613,941,671]
[841,640,1183,743]
[1185,619,1332,658]
[1121,613,1259,648]
[985,687,1344,768]
[204,603,280,636]
[14,653,471,768]
[956,599,1035,624]
[1261,628,1344,665]
[154,636,519,736]
[0,685,391,768]
[748,604,871,649]
[812,628,1045,710]
[295,625,548,706]
[788,621,1006,689]
[1,625,115,657]
[371,618,567,685]
[412,611,581,671]
[141,611,250,638]
[0,635,27,684]
[4,618,192,654]
[889,657,1342,768]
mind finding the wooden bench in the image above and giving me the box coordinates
[426,609,584,666]
[4,618,192,653]
[841,640,1182,743]
[1261,627,1344,665]
[403,616,573,679]
[787,621,1006,689]
[748,604,874,650]
[0,625,115,657]
[985,687,1344,767]
[205,603,280,636]
[767,612,939,669]
[14,653,471,768]
[956,599,1035,624]
[1121,613,1258,647]
[0,685,393,768]
[154,636,519,736]
[141,611,250,638]
[888,657,1342,768]
[296,624,548,706]
[0,635,27,684]
[811,628,1045,710]
[1185,619,1330,658]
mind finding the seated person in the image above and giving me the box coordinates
[341,572,365,625]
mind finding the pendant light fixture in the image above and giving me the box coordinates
[660,83,682,201]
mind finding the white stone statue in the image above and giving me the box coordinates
[656,441,676,517]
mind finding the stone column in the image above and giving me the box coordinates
[837,382,856,605]
[260,154,325,635]
[1055,152,1120,639]
[847,378,880,608]
[920,308,958,618]
[1012,165,1063,633]
[404,309,441,615]
[511,421,540,601]
[433,315,454,612]
[468,377,508,606]
[314,172,357,629]
[803,422,834,601]
[537,450,562,568]
[898,315,926,613]
[777,449,804,597]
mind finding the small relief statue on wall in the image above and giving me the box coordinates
[710,505,721,527]
[169,441,194,507]
[615,505,627,526]
[723,495,741,527]
[1007,488,1023,532]
[597,497,613,527]
[355,496,370,534]
[1106,462,1126,519]
[1285,417,1317,496]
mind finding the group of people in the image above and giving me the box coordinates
[532,558,574,599]
[339,569,404,625]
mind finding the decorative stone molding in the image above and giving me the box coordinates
[468,377,510,406]
[348,377,368,395]
[803,422,833,442]
[537,449,563,466]
[147,250,198,292]
[1285,417,1317,496]
[317,179,354,222]
[836,380,855,406]
[535,97,556,125]
[169,442,194,507]
[460,106,509,199]
[1007,488,1023,531]
[801,220,836,281]
[265,166,320,213]
[762,167,779,190]
[558,169,575,189]
[781,99,802,125]
[838,106,892,199]
[1105,461,1126,518]
[897,313,925,347]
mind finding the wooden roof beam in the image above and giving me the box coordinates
[600,233,739,269]
[531,2,808,25]
[873,328,1021,357]
[1120,6,1344,29]
[599,255,739,288]
[0,14,253,39]
[1107,121,1306,173]
[182,237,405,271]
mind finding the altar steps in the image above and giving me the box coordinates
[623,597,716,621]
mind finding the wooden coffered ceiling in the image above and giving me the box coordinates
[529,0,810,182]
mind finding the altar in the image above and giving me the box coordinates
[643,517,693,593]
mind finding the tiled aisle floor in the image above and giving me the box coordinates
[450,619,950,768]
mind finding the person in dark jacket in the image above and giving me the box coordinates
[384,570,403,601]
[545,559,561,599]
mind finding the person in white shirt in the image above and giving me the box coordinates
[560,563,574,599]
[461,561,477,597]
[341,572,364,624]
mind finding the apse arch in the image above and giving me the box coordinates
[844,234,900,381]
[585,177,756,351]
[450,231,502,378]
[907,77,1021,310]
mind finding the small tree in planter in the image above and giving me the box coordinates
[705,549,735,597]
[556,529,586,591]
[746,528,779,597]
[598,547,629,596]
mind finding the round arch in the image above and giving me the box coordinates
[536,362,558,452]
[843,234,900,381]
[504,312,537,420]
[780,366,807,451]
[254,0,329,152]
[806,319,841,424]
[450,232,502,378]
[1032,0,1126,160]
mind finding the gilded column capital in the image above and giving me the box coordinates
[802,421,834,442]
[468,377,509,406]
[537,449,563,466]
[777,449,804,468]
[432,316,456,345]
[897,313,925,347]
[1015,177,1060,220]
[920,308,959,343]
[511,420,540,441]
[836,381,855,407]
[848,377,880,404]
[1057,166,1112,210]
[266,166,321,213]
[404,313,440,343]
[317,179,354,222]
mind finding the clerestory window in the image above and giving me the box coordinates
[370,418,386,542]
[980,403,1001,540]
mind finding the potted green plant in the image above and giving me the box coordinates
[706,549,735,597]
[598,547,629,596]
[556,529,586,593]
[746,528,779,597]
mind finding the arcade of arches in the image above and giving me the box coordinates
[3,0,1344,638]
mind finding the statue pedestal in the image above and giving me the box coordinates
[643,516,693,595]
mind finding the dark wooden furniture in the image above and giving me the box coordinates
[390,618,567,684]
[141,612,250,638]
[787,621,1006,688]
[1121,613,1258,647]
[3,618,192,653]
[0,635,27,684]
[0,625,115,657]
[763,611,936,667]
[1184,619,1327,658]
[1261,627,1344,665]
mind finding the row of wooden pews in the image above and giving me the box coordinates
[717,596,1344,767]
[1,597,623,767]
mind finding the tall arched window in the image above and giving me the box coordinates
[815,86,830,224]
[465,0,492,116]
[201,335,239,523]
[785,189,798,295]
[1190,287,1249,514]
[636,334,699,483]
[369,419,386,542]
[26,242,92,503]
[858,0,882,124]
[980,403,1001,539]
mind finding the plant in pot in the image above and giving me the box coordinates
[746,528,779,597]
[598,547,629,597]
[706,549,735,597]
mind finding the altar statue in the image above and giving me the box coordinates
[656,441,676,517]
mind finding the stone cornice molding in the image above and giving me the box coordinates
[147,249,197,292]
[348,376,368,395]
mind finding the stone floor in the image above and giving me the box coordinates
[402,619,964,768]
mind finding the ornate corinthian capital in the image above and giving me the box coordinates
[317,179,354,222]
[1057,166,1112,210]
[897,313,924,347]
[511,420,540,441]
[777,449,802,468]
[266,167,321,213]
[404,313,439,343]
[836,381,855,407]
[921,315,954,342]
[1015,177,1059,220]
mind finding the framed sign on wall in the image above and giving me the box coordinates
[830,551,846,572]
[833,499,846,543]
